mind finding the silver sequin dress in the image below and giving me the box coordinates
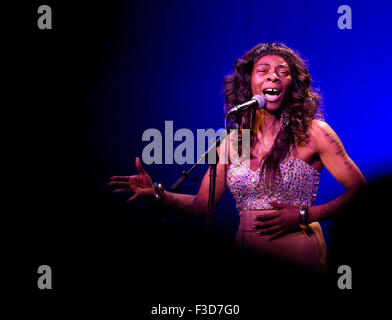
[227,153,327,274]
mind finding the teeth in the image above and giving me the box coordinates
[263,88,281,96]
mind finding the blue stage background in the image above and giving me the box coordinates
[80,0,392,253]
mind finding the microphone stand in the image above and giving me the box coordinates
[170,131,228,235]
[167,98,264,236]
[206,151,218,235]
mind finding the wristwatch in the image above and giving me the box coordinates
[299,206,309,229]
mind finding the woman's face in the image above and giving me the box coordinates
[251,55,292,113]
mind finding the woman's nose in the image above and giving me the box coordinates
[267,72,279,81]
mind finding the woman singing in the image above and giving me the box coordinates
[109,42,366,274]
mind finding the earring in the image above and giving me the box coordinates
[280,110,289,129]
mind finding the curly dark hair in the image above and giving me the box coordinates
[224,42,323,187]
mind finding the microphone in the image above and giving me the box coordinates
[226,95,265,116]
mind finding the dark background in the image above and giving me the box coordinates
[13,0,392,317]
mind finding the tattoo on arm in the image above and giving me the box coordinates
[324,132,355,170]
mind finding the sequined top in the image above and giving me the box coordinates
[227,153,320,211]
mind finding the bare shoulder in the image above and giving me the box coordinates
[308,119,343,154]
[309,119,334,137]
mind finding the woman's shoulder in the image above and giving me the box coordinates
[308,118,342,152]
[308,119,336,139]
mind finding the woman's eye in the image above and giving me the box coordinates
[257,70,267,73]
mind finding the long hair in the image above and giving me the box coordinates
[224,42,323,187]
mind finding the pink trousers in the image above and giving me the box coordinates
[236,210,327,275]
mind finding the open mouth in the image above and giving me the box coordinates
[262,88,282,101]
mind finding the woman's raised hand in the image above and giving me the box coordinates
[108,157,154,202]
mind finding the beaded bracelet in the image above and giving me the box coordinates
[153,182,165,201]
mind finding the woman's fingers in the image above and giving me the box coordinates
[263,220,280,229]
[125,185,154,202]
[256,225,281,235]
[109,160,154,203]
[253,219,279,230]
[113,188,131,193]
[108,181,129,187]
[253,221,286,240]
[255,212,277,222]
[110,176,129,181]
[127,193,139,202]
[268,230,285,241]
[135,157,147,175]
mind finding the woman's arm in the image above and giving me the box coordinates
[254,120,367,240]
[308,120,367,222]
[161,160,228,219]
[161,135,233,218]
[109,133,233,219]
